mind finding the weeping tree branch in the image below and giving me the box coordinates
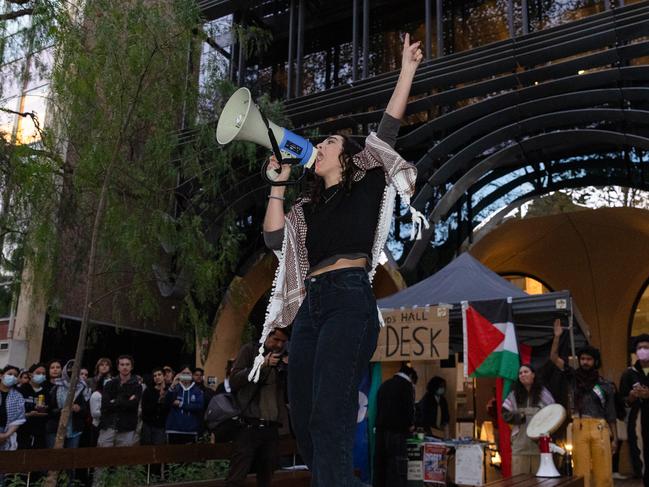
[43,39,162,487]
[0,8,33,21]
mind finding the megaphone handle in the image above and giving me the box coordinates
[258,106,306,186]
[261,160,307,186]
[258,107,284,164]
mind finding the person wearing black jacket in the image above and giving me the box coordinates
[415,376,450,438]
[373,364,418,487]
[141,367,168,445]
[620,334,649,486]
[192,367,215,411]
[17,363,50,449]
[97,355,142,447]
[226,328,289,487]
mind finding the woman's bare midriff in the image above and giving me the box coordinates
[307,257,367,278]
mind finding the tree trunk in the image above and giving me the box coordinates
[42,165,112,487]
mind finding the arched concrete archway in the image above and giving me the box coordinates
[469,207,649,382]
[199,252,407,380]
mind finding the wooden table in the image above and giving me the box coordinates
[485,473,584,487]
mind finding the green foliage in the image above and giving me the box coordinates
[93,465,149,487]
[5,472,82,487]
[166,460,229,482]
[0,0,289,355]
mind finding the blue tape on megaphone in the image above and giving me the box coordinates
[279,129,315,168]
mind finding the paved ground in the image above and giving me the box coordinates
[615,476,643,487]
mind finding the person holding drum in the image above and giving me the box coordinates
[502,364,555,475]
[551,319,617,487]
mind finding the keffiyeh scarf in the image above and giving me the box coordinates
[249,132,428,382]
[0,388,26,451]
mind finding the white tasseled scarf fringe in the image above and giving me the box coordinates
[248,132,428,382]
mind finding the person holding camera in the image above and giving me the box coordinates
[226,328,290,487]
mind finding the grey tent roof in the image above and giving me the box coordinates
[378,253,590,352]
[378,253,527,309]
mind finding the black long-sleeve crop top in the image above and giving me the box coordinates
[264,113,401,273]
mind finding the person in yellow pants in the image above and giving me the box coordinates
[551,320,617,487]
[571,417,614,487]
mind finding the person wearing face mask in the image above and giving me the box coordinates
[551,319,617,487]
[415,376,450,438]
[16,363,50,449]
[0,365,26,452]
[261,33,423,487]
[164,366,204,444]
[620,333,649,486]
[502,364,555,475]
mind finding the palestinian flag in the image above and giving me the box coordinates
[461,298,519,382]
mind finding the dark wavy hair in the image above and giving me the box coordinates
[426,376,446,395]
[513,364,544,406]
[307,134,362,206]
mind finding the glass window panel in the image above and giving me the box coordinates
[15,85,48,144]
[632,285,649,336]
[1,30,31,65]
[0,104,16,141]
[1,8,32,37]
[445,0,510,54]
[200,16,231,89]
[337,41,354,87]
[367,18,425,78]
[503,275,550,294]
[527,0,606,33]
[25,46,52,91]
[302,49,329,95]
[0,59,25,102]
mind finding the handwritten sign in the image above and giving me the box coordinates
[371,307,449,362]
[454,444,484,485]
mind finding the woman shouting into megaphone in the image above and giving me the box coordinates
[253,33,425,487]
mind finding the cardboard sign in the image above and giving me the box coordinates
[371,307,449,362]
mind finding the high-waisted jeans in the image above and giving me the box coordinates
[288,268,380,487]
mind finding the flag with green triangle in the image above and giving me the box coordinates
[461,298,519,383]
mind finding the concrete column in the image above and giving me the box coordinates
[11,263,48,367]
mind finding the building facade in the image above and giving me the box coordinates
[198,0,649,390]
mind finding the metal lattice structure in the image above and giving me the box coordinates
[198,1,649,281]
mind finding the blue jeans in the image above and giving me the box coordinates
[288,268,380,487]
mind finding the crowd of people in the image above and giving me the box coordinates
[1,322,648,487]
[3,355,218,456]
[373,323,649,487]
[0,354,228,487]
[0,329,292,487]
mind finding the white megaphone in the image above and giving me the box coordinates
[216,87,316,185]
[526,404,567,478]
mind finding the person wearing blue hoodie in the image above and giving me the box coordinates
[165,366,204,444]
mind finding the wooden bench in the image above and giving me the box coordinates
[0,436,310,486]
[150,471,310,486]
[486,474,584,487]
